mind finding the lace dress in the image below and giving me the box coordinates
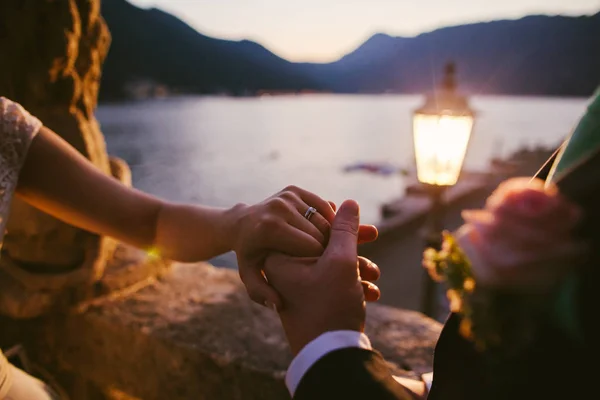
[0,97,42,398]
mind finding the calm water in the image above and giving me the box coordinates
[96,94,588,266]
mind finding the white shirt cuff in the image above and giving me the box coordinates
[422,371,434,393]
[285,330,372,397]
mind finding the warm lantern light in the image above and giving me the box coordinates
[413,63,475,187]
[413,113,473,185]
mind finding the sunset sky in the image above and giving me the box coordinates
[127,0,600,62]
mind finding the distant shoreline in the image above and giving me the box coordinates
[97,91,592,106]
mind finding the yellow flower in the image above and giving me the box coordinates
[423,247,437,261]
[447,289,463,312]
[422,258,436,270]
[459,318,473,339]
[442,238,453,253]
[463,277,476,292]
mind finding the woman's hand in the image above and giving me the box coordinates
[456,177,586,293]
[228,186,378,309]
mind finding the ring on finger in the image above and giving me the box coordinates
[304,206,318,221]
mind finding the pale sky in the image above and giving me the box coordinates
[127,0,600,62]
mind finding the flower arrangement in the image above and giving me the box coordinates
[422,89,600,356]
[423,230,547,356]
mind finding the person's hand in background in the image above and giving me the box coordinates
[457,177,586,293]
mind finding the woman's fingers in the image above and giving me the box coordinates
[358,256,380,282]
[260,222,324,257]
[362,281,381,302]
[287,207,328,246]
[238,260,283,310]
[329,201,337,212]
[265,192,327,245]
[358,224,378,244]
[359,257,381,301]
[264,187,380,251]
[277,190,331,241]
[302,208,331,241]
[284,185,336,223]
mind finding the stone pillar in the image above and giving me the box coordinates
[0,0,124,318]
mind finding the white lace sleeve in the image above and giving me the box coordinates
[0,97,43,241]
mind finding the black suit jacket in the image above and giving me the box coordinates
[295,311,595,400]
[296,149,600,399]
[294,347,418,400]
[295,249,599,400]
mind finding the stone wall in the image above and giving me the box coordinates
[0,0,113,277]
[13,263,441,400]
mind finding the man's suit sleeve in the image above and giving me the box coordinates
[294,347,418,400]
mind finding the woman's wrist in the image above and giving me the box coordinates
[222,202,250,252]
[153,201,240,262]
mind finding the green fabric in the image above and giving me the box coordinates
[546,87,600,183]
[545,88,600,343]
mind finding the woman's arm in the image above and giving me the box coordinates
[17,126,338,261]
[17,126,237,261]
[15,126,376,308]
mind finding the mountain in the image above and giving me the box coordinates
[308,13,600,96]
[98,0,600,100]
[98,0,319,101]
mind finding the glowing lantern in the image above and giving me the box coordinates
[413,63,475,187]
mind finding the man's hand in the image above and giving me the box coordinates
[264,200,379,355]
[231,187,378,311]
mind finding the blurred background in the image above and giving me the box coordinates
[1,2,599,398]
[96,0,599,271]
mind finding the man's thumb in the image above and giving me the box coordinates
[325,199,360,257]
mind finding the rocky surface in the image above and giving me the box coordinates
[22,263,441,400]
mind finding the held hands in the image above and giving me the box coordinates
[456,177,586,292]
[229,186,378,310]
[263,200,379,355]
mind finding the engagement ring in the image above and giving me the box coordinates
[304,206,317,221]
